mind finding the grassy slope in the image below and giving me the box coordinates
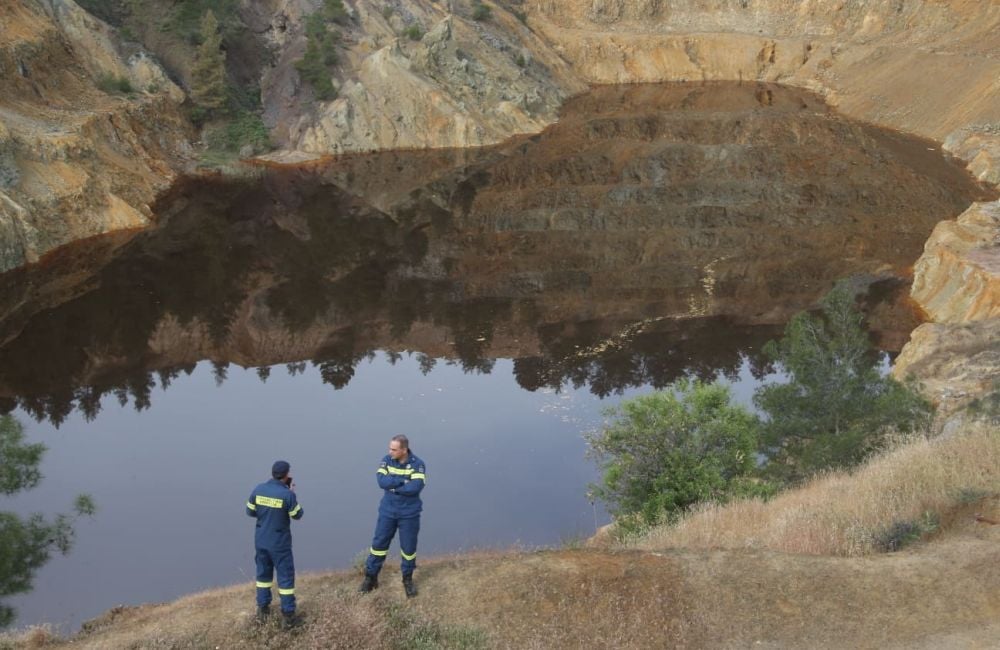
[5,425,999,649]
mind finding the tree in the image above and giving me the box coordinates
[295,11,339,101]
[754,282,933,482]
[587,380,765,528]
[0,415,95,627]
[190,9,228,117]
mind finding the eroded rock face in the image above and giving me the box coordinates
[0,0,191,272]
[257,0,584,156]
[893,201,999,413]
[910,202,1000,324]
[893,319,1000,415]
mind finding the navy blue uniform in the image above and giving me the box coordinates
[365,452,426,577]
[246,479,303,613]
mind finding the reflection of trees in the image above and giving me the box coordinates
[0,415,95,627]
[512,318,779,397]
[0,98,950,425]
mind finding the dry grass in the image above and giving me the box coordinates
[6,532,1000,649]
[0,625,58,649]
[630,422,1000,556]
[5,425,1000,649]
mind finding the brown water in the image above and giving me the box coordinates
[0,82,992,632]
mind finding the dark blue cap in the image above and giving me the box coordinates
[271,460,290,477]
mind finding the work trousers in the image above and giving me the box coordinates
[365,513,420,577]
[255,546,296,612]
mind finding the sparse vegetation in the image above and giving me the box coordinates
[295,11,340,101]
[966,380,1000,423]
[403,24,424,41]
[472,2,492,21]
[321,0,349,24]
[873,511,939,552]
[163,0,243,44]
[190,10,228,119]
[514,53,526,67]
[96,73,133,95]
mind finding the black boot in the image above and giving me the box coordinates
[359,573,379,593]
[402,574,417,598]
[281,611,301,630]
[255,604,270,625]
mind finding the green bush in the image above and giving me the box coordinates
[515,53,526,67]
[471,2,492,21]
[96,73,133,95]
[403,24,424,41]
[322,0,349,24]
[754,281,933,483]
[295,12,339,100]
[587,380,765,526]
[873,511,938,552]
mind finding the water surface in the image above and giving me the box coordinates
[0,82,993,631]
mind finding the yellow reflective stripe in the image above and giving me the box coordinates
[401,550,416,561]
[246,502,257,510]
[369,547,388,557]
[278,588,295,595]
[410,473,425,481]
[386,466,414,476]
[256,581,273,588]
[255,495,284,508]
[288,504,302,517]
[377,468,389,475]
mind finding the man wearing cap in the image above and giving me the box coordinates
[246,460,303,628]
[359,434,426,597]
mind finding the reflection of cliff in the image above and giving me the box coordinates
[0,84,991,424]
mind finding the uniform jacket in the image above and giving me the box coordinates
[376,452,426,518]
[246,478,303,550]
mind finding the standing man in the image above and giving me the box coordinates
[246,460,303,629]
[359,434,426,597]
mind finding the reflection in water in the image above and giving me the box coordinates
[0,416,94,627]
[0,83,992,426]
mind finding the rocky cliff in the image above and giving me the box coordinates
[0,0,191,272]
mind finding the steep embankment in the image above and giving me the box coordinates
[0,0,191,272]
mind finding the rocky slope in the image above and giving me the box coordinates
[0,0,191,272]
